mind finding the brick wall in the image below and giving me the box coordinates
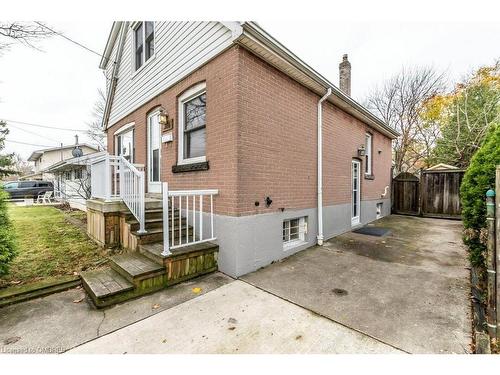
[236,48,393,216]
[107,46,241,216]
[106,45,393,218]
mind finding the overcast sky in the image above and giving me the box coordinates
[0,20,499,159]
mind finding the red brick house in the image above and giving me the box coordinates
[82,21,398,306]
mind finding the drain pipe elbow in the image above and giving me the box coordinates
[317,87,332,246]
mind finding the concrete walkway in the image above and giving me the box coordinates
[69,280,401,354]
[0,272,231,353]
[242,215,472,353]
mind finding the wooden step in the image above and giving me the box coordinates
[134,226,195,245]
[81,268,134,306]
[110,253,165,283]
[127,216,187,231]
[144,198,162,210]
[139,241,219,264]
[81,265,168,308]
[122,208,180,221]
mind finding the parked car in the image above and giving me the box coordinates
[2,180,54,199]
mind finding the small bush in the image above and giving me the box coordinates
[0,187,16,276]
[460,124,500,266]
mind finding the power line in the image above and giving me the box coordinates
[8,123,61,144]
[1,118,88,132]
[34,21,114,64]
[4,139,55,148]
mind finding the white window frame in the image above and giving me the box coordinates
[131,21,156,76]
[282,217,308,249]
[177,82,207,165]
[365,133,372,175]
[115,123,135,163]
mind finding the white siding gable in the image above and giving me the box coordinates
[107,21,236,127]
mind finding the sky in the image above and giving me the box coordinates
[0,19,499,160]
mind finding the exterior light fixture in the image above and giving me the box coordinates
[159,109,174,131]
[159,110,168,126]
[357,145,366,157]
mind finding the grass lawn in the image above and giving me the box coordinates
[1,205,106,287]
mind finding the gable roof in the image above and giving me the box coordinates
[27,144,100,162]
[100,21,400,139]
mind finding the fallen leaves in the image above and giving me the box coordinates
[152,303,160,310]
[3,336,21,345]
[192,287,202,294]
[73,297,85,303]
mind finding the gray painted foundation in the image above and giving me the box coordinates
[211,198,391,277]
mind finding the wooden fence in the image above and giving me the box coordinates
[392,169,465,218]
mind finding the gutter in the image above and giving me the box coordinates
[317,88,332,246]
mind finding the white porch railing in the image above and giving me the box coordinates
[162,182,218,256]
[90,154,146,234]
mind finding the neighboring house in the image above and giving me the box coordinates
[22,144,99,181]
[426,163,460,171]
[89,21,399,280]
[46,151,107,211]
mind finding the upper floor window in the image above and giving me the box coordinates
[133,21,154,71]
[178,82,207,165]
[365,133,372,175]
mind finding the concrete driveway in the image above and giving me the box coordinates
[242,215,471,354]
[69,280,400,354]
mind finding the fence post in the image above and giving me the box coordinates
[486,189,496,339]
[495,166,500,342]
[162,182,171,256]
[104,154,111,202]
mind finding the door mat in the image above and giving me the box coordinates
[352,226,391,237]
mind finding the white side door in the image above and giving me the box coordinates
[147,111,161,193]
[351,160,361,226]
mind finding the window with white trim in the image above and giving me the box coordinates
[74,168,83,180]
[116,127,135,163]
[178,82,207,165]
[282,217,307,248]
[365,133,372,175]
[133,21,154,71]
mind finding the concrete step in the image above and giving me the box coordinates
[110,253,165,283]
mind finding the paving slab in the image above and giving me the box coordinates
[0,272,232,354]
[69,280,402,354]
[241,215,472,354]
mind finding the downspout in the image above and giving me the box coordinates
[317,87,332,246]
[102,22,127,130]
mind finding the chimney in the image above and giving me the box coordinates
[339,54,351,96]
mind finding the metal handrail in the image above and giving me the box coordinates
[162,182,218,256]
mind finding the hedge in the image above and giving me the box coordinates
[0,187,16,276]
[460,124,500,266]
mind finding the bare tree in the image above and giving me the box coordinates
[365,66,446,173]
[86,88,107,150]
[0,22,55,52]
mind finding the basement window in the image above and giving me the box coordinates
[282,217,307,248]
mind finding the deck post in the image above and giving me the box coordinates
[486,188,496,338]
[104,154,111,202]
[162,182,171,256]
